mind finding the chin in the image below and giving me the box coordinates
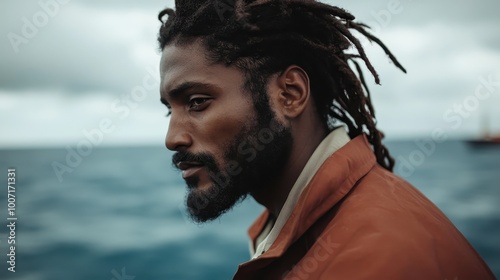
[185,182,221,223]
[185,180,247,223]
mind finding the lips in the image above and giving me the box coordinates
[176,161,204,179]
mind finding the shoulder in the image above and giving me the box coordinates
[296,165,494,279]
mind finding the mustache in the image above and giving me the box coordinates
[172,151,217,169]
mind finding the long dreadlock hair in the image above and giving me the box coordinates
[157,0,406,171]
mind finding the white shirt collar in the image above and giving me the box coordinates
[250,126,351,258]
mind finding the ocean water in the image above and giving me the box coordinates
[0,140,499,279]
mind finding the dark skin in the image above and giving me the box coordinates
[160,39,327,217]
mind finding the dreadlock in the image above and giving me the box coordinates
[157,0,406,171]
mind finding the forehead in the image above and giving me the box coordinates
[160,40,204,84]
[159,40,245,98]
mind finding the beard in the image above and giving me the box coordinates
[172,103,293,223]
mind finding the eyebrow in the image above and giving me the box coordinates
[160,81,217,106]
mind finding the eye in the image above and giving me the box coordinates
[188,97,211,111]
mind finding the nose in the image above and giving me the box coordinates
[165,116,192,151]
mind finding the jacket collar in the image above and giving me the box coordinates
[238,134,376,271]
[251,127,351,258]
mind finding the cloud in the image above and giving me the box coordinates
[0,90,167,147]
[0,0,169,95]
[1,0,499,147]
[330,0,500,138]
[336,0,500,27]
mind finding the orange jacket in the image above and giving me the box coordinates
[233,135,494,279]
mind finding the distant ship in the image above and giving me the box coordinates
[466,136,500,147]
[466,113,500,147]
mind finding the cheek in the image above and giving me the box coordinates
[193,101,255,160]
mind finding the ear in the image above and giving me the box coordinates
[275,65,311,119]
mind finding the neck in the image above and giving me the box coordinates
[251,122,327,217]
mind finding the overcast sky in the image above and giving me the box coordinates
[1,0,499,148]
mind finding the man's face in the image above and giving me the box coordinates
[160,40,293,223]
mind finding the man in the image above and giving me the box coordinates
[157,0,495,279]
